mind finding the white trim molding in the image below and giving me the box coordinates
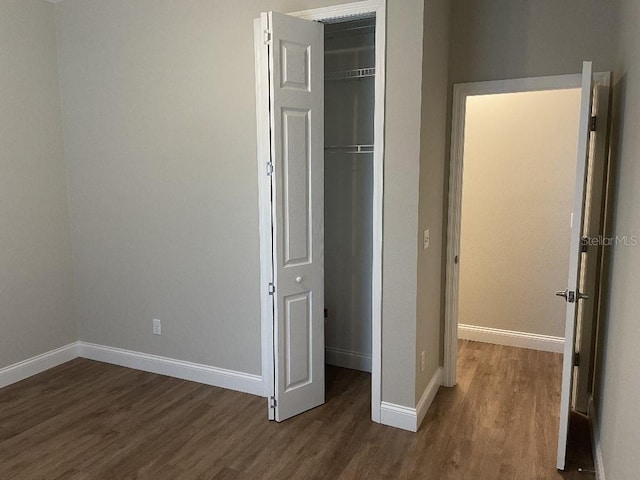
[458,324,565,353]
[380,402,417,432]
[588,397,606,480]
[253,16,276,419]
[0,342,79,389]
[325,347,372,372]
[0,342,266,399]
[78,342,265,397]
[593,424,606,480]
[443,72,610,387]
[381,367,442,432]
[416,367,443,429]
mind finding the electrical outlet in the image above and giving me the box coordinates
[153,318,162,336]
[420,350,425,372]
[423,229,430,250]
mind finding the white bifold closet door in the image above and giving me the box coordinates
[258,11,325,422]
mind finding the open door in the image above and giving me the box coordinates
[556,61,594,470]
[572,72,611,414]
[255,11,325,422]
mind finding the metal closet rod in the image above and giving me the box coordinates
[325,67,375,81]
[325,45,375,55]
[324,144,374,154]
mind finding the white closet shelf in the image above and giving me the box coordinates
[325,144,374,154]
[325,67,375,81]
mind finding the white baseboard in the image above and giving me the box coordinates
[0,341,266,399]
[380,401,417,432]
[381,367,442,432]
[416,366,443,429]
[458,324,564,353]
[325,347,372,372]
[0,342,79,389]
[588,396,606,480]
[77,342,265,397]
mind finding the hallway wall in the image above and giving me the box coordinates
[595,2,640,478]
[458,89,581,339]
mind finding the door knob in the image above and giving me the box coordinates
[555,289,588,303]
[296,276,303,284]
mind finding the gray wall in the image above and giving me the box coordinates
[0,0,76,368]
[595,1,640,478]
[458,90,580,338]
[56,0,428,407]
[415,0,451,404]
[379,0,427,407]
[449,0,619,84]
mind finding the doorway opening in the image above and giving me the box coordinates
[443,70,611,471]
[323,17,375,410]
[457,88,581,352]
[455,86,582,470]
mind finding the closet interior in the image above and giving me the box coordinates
[324,17,375,377]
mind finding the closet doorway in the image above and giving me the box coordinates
[254,0,386,424]
[324,17,374,394]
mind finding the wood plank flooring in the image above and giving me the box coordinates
[0,340,594,479]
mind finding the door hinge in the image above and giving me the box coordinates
[264,29,272,45]
[266,162,274,176]
[590,115,597,132]
[270,396,277,408]
[574,352,580,367]
[268,282,275,295]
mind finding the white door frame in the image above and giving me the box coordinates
[255,0,386,423]
[443,72,609,387]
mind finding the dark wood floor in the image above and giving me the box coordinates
[0,340,594,479]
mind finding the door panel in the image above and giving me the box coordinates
[280,42,310,90]
[557,61,594,470]
[284,292,312,391]
[261,11,324,422]
[282,108,311,266]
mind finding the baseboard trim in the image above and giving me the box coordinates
[416,366,443,429]
[593,420,606,480]
[381,367,442,432]
[380,401,417,432]
[0,342,79,389]
[325,347,372,372]
[588,397,606,480]
[77,342,265,397]
[0,341,266,399]
[458,324,564,353]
